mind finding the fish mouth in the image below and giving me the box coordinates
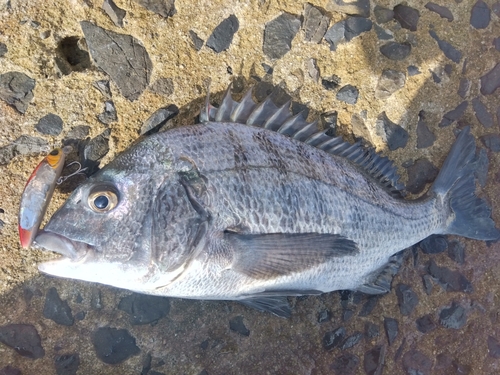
[33,229,92,261]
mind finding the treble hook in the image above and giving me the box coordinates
[57,161,88,184]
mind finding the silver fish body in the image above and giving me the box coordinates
[34,88,499,317]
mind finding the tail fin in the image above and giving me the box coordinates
[430,126,499,241]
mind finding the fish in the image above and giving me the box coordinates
[32,86,499,317]
[19,148,66,248]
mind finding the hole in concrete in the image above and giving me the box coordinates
[55,36,91,75]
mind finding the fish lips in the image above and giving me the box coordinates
[34,229,92,261]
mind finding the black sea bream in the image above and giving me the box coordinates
[33,87,499,317]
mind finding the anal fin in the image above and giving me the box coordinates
[357,251,405,294]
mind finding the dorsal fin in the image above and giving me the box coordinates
[199,85,405,197]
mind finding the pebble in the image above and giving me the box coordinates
[470,0,490,29]
[0,42,7,57]
[65,125,90,142]
[480,134,500,152]
[92,327,140,364]
[229,316,250,336]
[480,63,500,95]
[307,58,320,81]
[140,104,179,135]
[0,135,49,165]
[79,128,111,175]
[375,69,405,100]
[439,302,467,329]
[118,293,170,325]
[0,71,36,113]
[407,65,420,76]
[303,3,330,43]
[93,80,112,98]
[376,112,409,151]
[358,295,380,317]
[323,326,346,350]
[344,17,372,41]
[384,317,398,346]
[189,30,204,51]
[380,42,411,61]
[416,111,436,148]
[330,353,359,375]
[447,240,465,264]
[150,77,174,97]
[341,332,363,350]
[404,158,439,194]
[0,324,45,359]
[363,345,385,375]
[374,24,393,40]
[35,113,63,135]
[374,6,394,23]
[416,314,437,333]
[422,274,434,295]
[438,100,468,127]
[336,84,358,104]
[317,309,331,323]
[80,21,152,101]
[263,13,300,59]
[428,259,473,293]
[472,97,494,128]
[425,2,454,21]
[419,234,448,254]
[0,366,21,375]
[324,21,345,51]
[102,0,126,27]
[487,336,500,358]
[321,75,341,91]
[326,0,370,18]
[97,100,118,125]
[402,349,433,375]
[429,30,462,63]
[206,15,239,53]
[457,77,470,98]
[396,284,419,316]
[43,287,74,326]
[394,5,420,31]
[133,0,176,18]
[365,322,379,338]
[54,353,80,375]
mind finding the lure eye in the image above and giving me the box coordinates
[50,149,60,156]
[88,190,118,212]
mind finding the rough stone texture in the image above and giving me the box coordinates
[375,69,406,99]
[416,111,436,148]
[429,30,462,63]
[117,293,170,325]
[302,3,329,43]
[134,0,176,18]
[326,0,370,18]
[472,97,494,128]
[140,104,179,135]
[404,158,439,194]
[0,324,45,359]
[376,112,408,151]
[425,2,454,21]
[263,13,300,59]
[42,287,74,326]
[102,0,126,27]
[379,42,411,61]
[393,5,420,32]
[480,63,500,95]
[0,72,35,113]
[92,327,140,364]
[35,113,63,135]
[206,15,239,53]
[439,101,468,127]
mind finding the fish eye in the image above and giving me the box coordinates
[88,190,118,213]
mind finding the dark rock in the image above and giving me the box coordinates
[81,21,152,101]
[263,13,301,59]
[435,353,471,374]
[447,240,465,264]
[374,24,393,40]
[97,100,118,125]
[393,5,420,31]
[420,234,448,254]
[428,259,473,293]
[416,111,436,148]
[384,318,398,346]
[404,158,438,194]
[35,113,63,135]
[472,97,494,128]
[93,80,111,98]
[425,2,453,21]
[396,284,419,316]
[358,295,380,316]
[74,311,85,321]
[330,353,359,375]
[323,326,346,350]
[343,309,354,321]
[150,77,174,97]
[0,42,7,57]
[341,332,363,350]
[79,128,111,175]
[402,349,433,375]
[494,37,500,51]
[430,69,441,83]
[102,0,126,27]
[118,293,170,325]
[376,112,408,151]
[438,100,468,127]
[206,14,239,53]
[375,69,405,99]
[0,135,49,164]
[457,77,470,98]
[336,84,358,104]
[318,309,331,323]
[0,71,36,113]
[488,336,500,358]
[395,339,406,362]
[43,287,74,326]
[407,65,420,76]
[93,327,140,364]
[133,0,176,18]
[229,315,250,336]
[55,353,80,375]
[444,64,453,76]
[480,63,500,95]
[416,314,437,333]
[0,366,21,375]
[261,63,273,75]
[326,0,370,18]
[344,16,372,41]
[374,6,394,23]
[422,274,434,295]
[321,75,341,90]
[480,134,500,152]
[140,104,179,135]
[470,0,490,29]
[303,3,330,43]
[429,30,462,63]
[380,42,411,60]
[324,21,345,51]
[307,58,319,81]
[439,302,467,329]
[0,324,45,359]
[189,30,204,51]
[66,125,90,141]
[365,322,379,338]
[363,345,385,375]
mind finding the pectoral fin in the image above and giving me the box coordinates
[226,232,359,279]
